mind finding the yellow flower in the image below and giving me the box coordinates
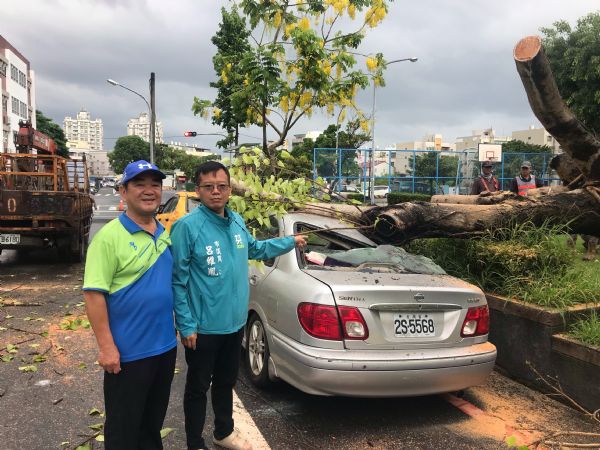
[298,17,310,31]
[366,56,377,72]
[279,96,289,113]
[339,109,347,122]
[226,63,232,70]
[322,60,332,76]
[273,11,282,28]
[360,120,370,132]
[221,70,229,84]
[284,23,296,38]
[213,108,221,119]
[348,3,356,19]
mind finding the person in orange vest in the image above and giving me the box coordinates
[471,160,499,194]
[509,160,543,196]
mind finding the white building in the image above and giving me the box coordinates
[511,126,561,153]
[455,128,511,152]
[0,35,36,153]
[68,147,114,177]
[64,109,103,151]
[167,141,215,158]
[127,112,163,143]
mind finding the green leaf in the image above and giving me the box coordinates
[18,364,37,372]
[160,428,175,439]
[95,434,105,442]
[6,344,18,353]
[32,355,47,363]
[5,315,13,319]
[505,436,518,447]
[78,362,87,369]
[1,355,14,362]
[75,445,92,450]
[89,407,103,416]
[88,423,104,431]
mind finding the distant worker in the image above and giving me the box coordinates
[509,161,543,196]
[471,160,499,195]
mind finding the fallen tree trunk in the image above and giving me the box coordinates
[364,189,599,244]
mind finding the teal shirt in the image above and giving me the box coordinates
[171,206,295,337]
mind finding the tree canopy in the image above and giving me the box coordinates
[193,7,252,149]
[195,0,392,158]
[291,118,370,179]
[35,110,69,158]
[108,136,150,174]
[541,12,600,136]
[108,136,218,179]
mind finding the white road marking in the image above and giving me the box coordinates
[233,390,271,449]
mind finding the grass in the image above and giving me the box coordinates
[569,312,600,348]
[407,221,600,310]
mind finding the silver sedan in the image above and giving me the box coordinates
[243,212,497,397]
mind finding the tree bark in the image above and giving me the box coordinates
[514,36,600,181]
[363,189,599,245]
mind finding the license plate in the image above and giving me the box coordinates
[0,234,20,245]
[394,313,439,337]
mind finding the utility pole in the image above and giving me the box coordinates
[149,72,156,165]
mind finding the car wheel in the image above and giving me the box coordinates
[245,315,271,388]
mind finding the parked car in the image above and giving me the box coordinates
[337,184,361,199]
[156,191,201,232]
[243,212,496,397]
[373,185,390,198]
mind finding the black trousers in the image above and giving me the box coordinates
[104,347,177,450]
[184,329,243,450]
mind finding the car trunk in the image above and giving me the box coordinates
[303,269,486,350]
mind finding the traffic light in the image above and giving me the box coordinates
[184,131,197,137]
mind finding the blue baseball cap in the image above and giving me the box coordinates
[121,160,166,184]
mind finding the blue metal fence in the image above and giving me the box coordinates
[313,148,560,195]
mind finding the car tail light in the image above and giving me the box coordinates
[461,305,490,337]
[338,306,369,340]
[297,303,369,341]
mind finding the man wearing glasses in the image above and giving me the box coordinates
[171,161,306,450]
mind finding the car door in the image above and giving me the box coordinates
[248,217,281,326]
[156,196,179,232]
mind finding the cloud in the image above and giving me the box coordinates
[2,0,599,151]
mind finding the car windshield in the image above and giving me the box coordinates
[298,224,445,275]
[187,197,201,211]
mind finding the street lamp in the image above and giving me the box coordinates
[369,57,418,205]
[107,74,156,164]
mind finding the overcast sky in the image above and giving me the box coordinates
[2,0,599,153]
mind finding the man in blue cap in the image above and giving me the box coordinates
[83,160,177,450]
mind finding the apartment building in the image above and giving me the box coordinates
[127,112,163,143]
[393,133,455,175]
[511,126,561,153]
[64,109,103,151]
[0,35,36,152]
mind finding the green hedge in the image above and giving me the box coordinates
[346,193,366,202]
[387,192,431,204]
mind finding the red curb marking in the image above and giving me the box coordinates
[442,393,544,448]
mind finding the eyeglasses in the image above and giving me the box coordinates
[197,183,230,192]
